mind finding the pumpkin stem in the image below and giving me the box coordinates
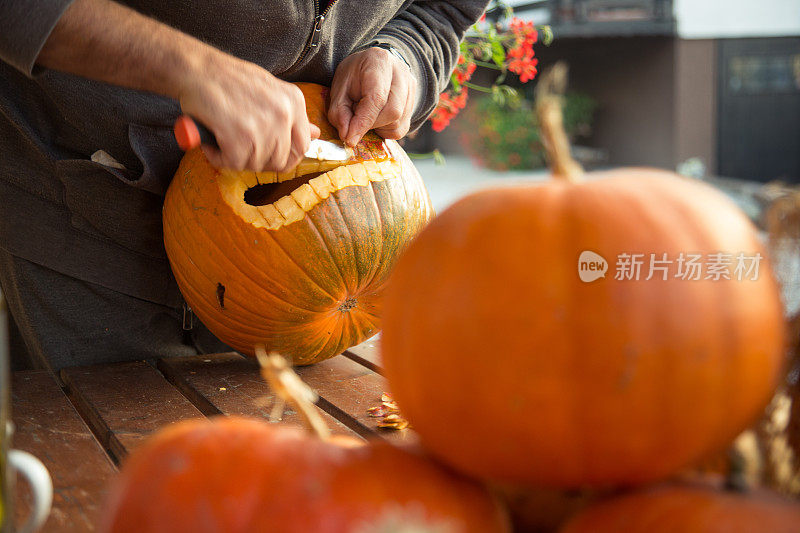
[535,62,584,183]
[255,344,331,441]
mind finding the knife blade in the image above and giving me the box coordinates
[173,116,351,161]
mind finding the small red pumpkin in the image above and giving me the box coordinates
[560,478,800,533]
[163,83,433,364]
[101,417,510,533]
[380,65,787,488]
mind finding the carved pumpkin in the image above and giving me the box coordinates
[101,417,510,533]
[381,66,786,487]
[560,479,800,533]
[163,83,433,364]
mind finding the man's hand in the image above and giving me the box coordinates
[37,0,319,173]
[328,47,417,147]
[179,54,320,172]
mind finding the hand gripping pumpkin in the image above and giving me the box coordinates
[163,83,434,364]
[380,65,787,487]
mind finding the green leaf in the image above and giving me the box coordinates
[491,39,506,69]
[449,72,461,92]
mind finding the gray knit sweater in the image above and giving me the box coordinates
[0,0,488,306]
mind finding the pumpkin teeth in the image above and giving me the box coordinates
[308,173,335,199]
[228,159,402,230]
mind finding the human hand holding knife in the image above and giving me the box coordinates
[174,116,351,164]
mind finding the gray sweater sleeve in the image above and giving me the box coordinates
[359,1,490,132]
[0,0,75,75]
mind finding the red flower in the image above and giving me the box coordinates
[452,88,469,110]
[509,56,538,82]
[430,89,470,132]
[507,39,539,83]
[454,62,477,84]
[508,42,532,59]
[430,110,451,132]
[509,16,538,49]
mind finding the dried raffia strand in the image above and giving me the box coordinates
[535,62,584,183]
[762,186,800,495]
[255,344,331,441]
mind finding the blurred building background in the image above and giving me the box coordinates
[413,0,800,184]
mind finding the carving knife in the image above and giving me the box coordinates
[173,116,350,161]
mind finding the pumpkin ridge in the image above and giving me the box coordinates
[329,189,365,294]
[358,179,387,290]
[173,186,330,315]
[217,185,346,307]
[167,230,320,334]
[260,226,342,303]
[366,179,400,286]
[179,184,333,316]
[302,197,352,294]
[165,198,327,323]
[309,187,361,295]
[301,311,348,365]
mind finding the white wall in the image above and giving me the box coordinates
[675,0,800,39]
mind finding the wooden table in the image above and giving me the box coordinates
[10,339,404,532]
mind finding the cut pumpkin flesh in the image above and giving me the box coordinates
[217,133,401,230]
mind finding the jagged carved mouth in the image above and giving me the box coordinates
[224,134,400,230]
[244,172,326,207]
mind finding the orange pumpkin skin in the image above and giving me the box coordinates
[163,83,433,364]
[101,417,510,533]
[560,479,800,533]
[382,169,786,488]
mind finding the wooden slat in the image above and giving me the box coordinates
[343,334,383,374]
[156,353,355,436]
[61,361,205,461]
[11,371,116,533]
[297,355,415,444]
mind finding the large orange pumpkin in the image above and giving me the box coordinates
[163,83,433,364]
[380,66,786,488]
[560,478,800,532]
[101,417,510,533]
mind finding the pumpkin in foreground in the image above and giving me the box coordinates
[380,65,786,488]
[560,478,800,533]
[163,83,433,364]
[100,417,510,533]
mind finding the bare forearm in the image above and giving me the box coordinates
[37,0,212,100]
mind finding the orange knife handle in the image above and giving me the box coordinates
[174,115,217,151]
